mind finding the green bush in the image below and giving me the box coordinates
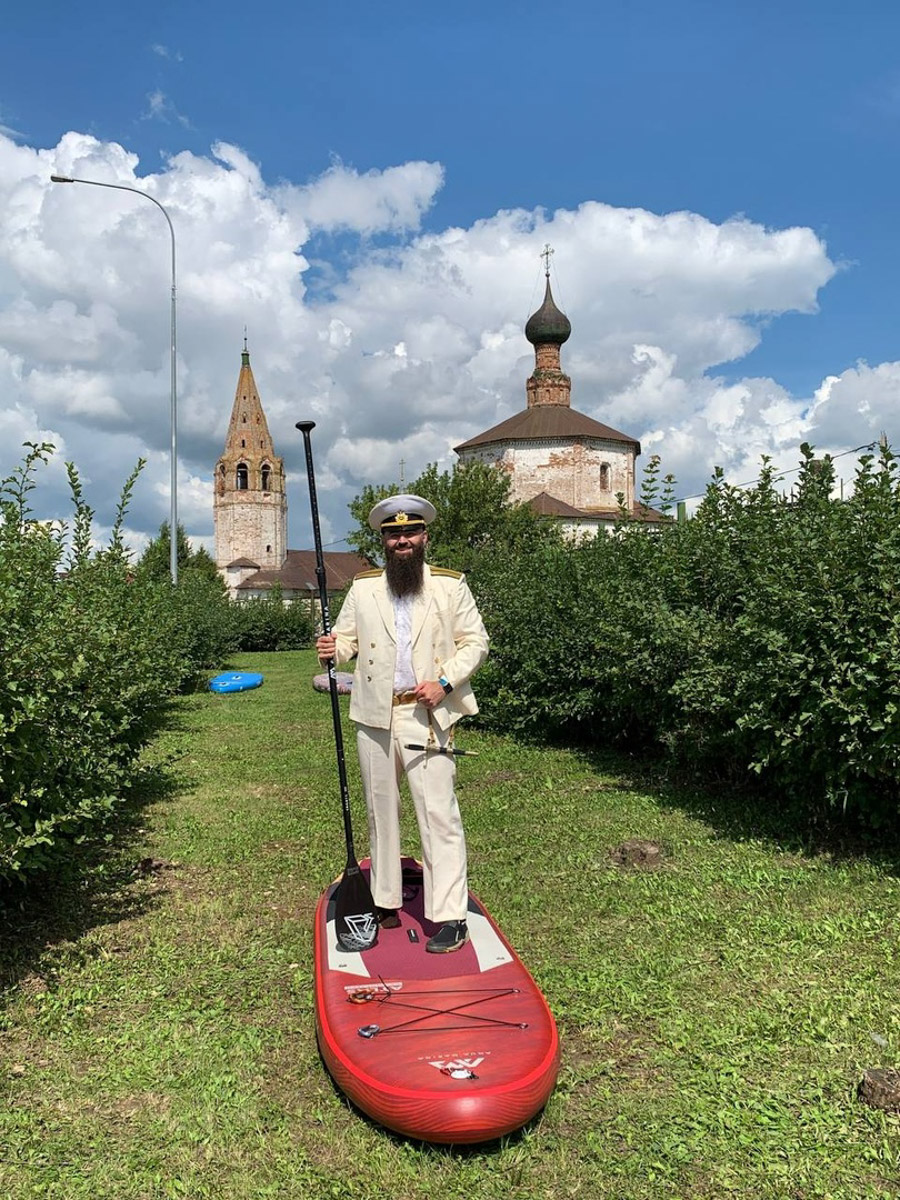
[0,448,174,878]
[474,444,900,829]
[668,446,900,822]
[231,584,316,652]
[475,516,696,745]
[0,446,242,883]
[162,569,238,679]
[133,520,237,680]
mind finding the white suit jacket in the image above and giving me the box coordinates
[330,566,489,732]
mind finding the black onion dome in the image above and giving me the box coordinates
[525,277,571,346]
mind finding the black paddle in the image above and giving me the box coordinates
[296,421,378,953]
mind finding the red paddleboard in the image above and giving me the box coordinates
[314,858,560,1144]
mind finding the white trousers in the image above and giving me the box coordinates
[356,703,468,924]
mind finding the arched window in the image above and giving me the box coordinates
[236,463,249,490]
[599,462,611,491]
[261,465,271,492]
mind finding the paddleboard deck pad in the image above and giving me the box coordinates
[314,857,560,1143]
[208,671,263,694]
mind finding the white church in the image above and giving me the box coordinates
[455,261,663,536]
[213,267,660,594]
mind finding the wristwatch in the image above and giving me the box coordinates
[439,676,453,694]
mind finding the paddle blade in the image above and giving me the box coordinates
[334,864,378,952]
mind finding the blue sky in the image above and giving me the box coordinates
[1,0,899,549]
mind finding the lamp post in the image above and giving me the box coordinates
[50,174,179,584]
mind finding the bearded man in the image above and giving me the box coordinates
[316,494,489,953]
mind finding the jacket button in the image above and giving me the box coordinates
[370,642,376,648]
[368,659,374,664]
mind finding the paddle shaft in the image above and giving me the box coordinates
[296,421,359,866]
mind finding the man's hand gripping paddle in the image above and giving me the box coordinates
[297,421,378,953]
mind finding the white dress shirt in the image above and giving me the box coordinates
[392,592,417,693]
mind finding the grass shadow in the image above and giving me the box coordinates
[564,740,900,876]
[0,757,182,995]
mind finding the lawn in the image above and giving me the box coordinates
[1,650,899,1199]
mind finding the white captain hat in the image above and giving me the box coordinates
[368,493,437,533]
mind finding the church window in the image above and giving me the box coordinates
[266,544,272,553]
[241,439,245,447]
[261,465,271,491]
[242,414,247,422]
[600,462,611,490]
[237,463,249,490]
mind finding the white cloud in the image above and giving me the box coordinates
[0,113,24,140]
[282,159,444,235]
[151,44,183,63]
[0,128,891,554]
[142,90,191,128]
[806,360,900,449]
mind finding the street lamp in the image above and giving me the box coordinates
[50,174,179,584]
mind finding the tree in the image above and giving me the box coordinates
[346,460,560,576]
[186,544,222,585]
[136,522,222,586]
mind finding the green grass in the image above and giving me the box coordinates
[2,650,899,1199]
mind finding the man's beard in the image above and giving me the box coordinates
[385,542,426,598]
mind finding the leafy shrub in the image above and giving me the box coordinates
[161,569,238,679]
[0,448,176,879]
[668,446,900,822]
[474,516,697,745]
[0,446,242,883]
[231,584,316,651]
[133,520,237,680]
[474,444,900,829]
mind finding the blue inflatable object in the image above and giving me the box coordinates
[209,671,264,694]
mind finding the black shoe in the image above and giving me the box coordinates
[376,907,400,929]
[426,921,469,954]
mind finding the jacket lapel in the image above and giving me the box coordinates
[373,572,396,642]
[411,568,434,647]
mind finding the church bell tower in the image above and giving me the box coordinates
[214,342,287,575]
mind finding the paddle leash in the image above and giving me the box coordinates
[296,421,378,953]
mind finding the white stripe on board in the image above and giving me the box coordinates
[326,921,370,976]
[467,911,513,972]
